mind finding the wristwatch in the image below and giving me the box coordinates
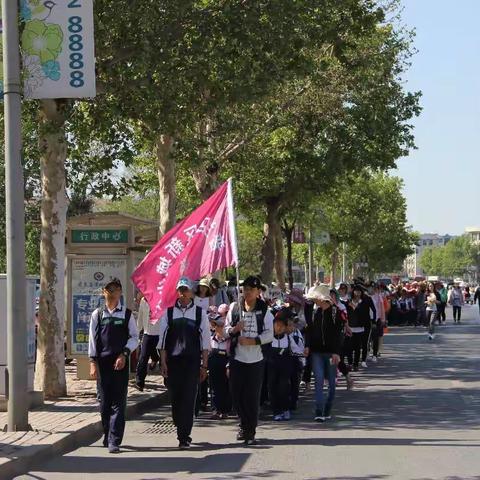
[123,348,131,357]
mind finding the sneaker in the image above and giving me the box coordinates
[244,438,258,446]
[237,429,245,441]
[314,410,325,422]
[102,436,108,448]
[108,445,120,454]
[300,381,306,388]
[210,412,222,420]
[134,382,144,392]
[346,375,354,390]
[428,334,434,341]
[283,410,291,421]
[361,362,368,368]
[274,414,284,421]
[220,413,229,420]
[372,356,378,363]
[324,415,332,421]
[148,361,158,371]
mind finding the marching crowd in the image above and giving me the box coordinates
[87,274,394,453]
[88,275,480,453]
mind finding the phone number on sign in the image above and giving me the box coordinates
[68,1,86,88]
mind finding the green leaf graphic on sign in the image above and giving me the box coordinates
[22,19,63,64]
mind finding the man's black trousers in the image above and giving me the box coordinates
[97,355,129,448]
[166,356,200,443]
[230,359,265,440]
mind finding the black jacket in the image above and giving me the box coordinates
[349,294,376,328]
[304,304,343,355]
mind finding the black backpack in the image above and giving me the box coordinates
[229,299,270,357]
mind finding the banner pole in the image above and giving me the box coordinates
[227,178,242,309]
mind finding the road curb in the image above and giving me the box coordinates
[1,389,169,479]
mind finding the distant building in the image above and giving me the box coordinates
[403,233,455,278]
[465,227,480,245]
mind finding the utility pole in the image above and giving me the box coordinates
[2,0,29,431]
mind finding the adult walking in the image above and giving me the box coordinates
[225,275,274,446]
[135,295,160,391]
[426,283,441,340]
[348,285,371,371]
[304,284,343,422]
[436,282,448,323]
[158,277,211,449]
[474,286,480,317]
[88,279,139,454]
[415,283,427,328]
[369,282,385,362]
[449,283,465,324]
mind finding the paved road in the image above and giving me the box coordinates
[19,305,480,480]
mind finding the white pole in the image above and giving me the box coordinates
[226,179,242,306]
[2,0,29,431]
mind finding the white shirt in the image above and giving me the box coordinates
[194,296,211,311]
[157,300,211,354]
[88,303,139,358]
[225,302,274,364]
[137,298,161,336]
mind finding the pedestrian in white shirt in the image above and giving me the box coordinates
[135,296,161,391]
[225,275,274,446]
[158,277,211,449]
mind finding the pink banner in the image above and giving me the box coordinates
[131,180,238,320]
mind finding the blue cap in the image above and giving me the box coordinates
[176,277,193,291]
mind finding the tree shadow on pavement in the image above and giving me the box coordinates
[33,452,252,475]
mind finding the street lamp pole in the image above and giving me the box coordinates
[2,0,29,431]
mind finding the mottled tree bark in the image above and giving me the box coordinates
[260,198,281,284]
[155,134,175,236]
[35,99,68,398]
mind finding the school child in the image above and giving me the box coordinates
[267,308,297,421]
[286,316,306,412]
[208,311,232,419]
[88,278,139,454]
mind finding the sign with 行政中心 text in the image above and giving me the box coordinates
[19,0,96,99]
[71,229,129,244]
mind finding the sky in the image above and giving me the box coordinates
[395,0,480,235]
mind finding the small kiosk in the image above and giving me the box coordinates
[66,212,158,379]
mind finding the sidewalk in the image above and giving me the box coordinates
[0,363,167,479]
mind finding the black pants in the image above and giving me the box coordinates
[453,306,462,322]
[371,322,381,356]
[97,355,129,448]
[437,303,446,322]
[302,355,312,383]
[209,352,231,414]
[362,324,372,362]
[267,351,293,416]
[348,332,363,369]
[135,334,160,388]
[289,358,303,409]
[230,359,265,440]
[167,356,200,442]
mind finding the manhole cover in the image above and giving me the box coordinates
[141,420,176,435]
